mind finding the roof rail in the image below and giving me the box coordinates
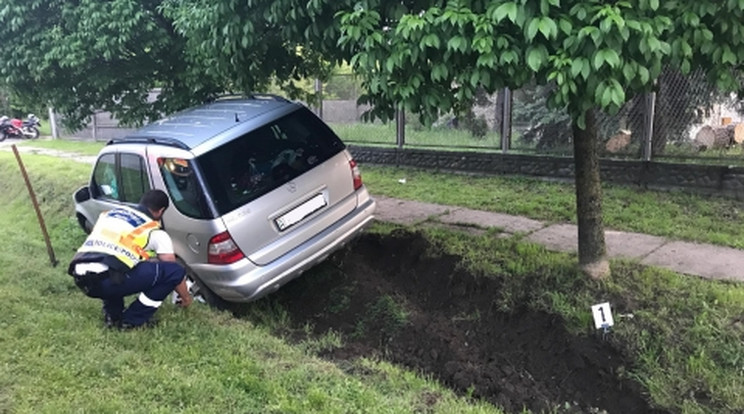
[106,136,189,150]
[208,93,289,103]
[246,93,290,102]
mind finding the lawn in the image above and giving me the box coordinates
[0,151,499,414]
[0,148,742,413]
[361,165,744,249]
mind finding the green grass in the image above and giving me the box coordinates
[361,165,744,249]
[659,142,744,165]
[15,137,106,156]
[0,152,500,414]
[1,150,743,413]
[38,118,52,136]
[352,295,410,339]
[330,122,502,149]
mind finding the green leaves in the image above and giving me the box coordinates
[721,46,737,64]
[527,17,558,40]
[490,2,519,23]
[595,79,626,109]
[446,35,469,53]
[431,64,449,82]
[592,49,621,70]
[571,58,591,80]
[5,0,744,141]
[526,45,548,72]
[420,33,440,49]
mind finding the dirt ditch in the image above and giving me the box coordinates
[243,230,667,414]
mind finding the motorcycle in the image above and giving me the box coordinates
[0,114,41,141]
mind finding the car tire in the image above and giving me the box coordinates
[76,213,94,234]
[178,260,232,311]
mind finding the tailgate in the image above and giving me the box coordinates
[220,152,356,265]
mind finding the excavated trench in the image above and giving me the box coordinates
[242,230,667,414]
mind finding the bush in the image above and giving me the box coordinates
[462,111,489,139]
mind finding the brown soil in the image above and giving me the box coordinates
[244,230,668,414]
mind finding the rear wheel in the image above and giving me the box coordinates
[177,261,231,311]
[0,130,6,142]
[24,127,39,139]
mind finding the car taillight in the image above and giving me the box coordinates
[349,159,363,190]
[208,231,245,264]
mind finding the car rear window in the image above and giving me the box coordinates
[196,107,345,215]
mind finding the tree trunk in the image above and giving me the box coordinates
[493,88,505,134]
[572,110,610,279]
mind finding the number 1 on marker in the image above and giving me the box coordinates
[591,302,614,330]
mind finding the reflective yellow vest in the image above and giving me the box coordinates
[76,207,160,269]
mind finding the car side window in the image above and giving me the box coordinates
[92,154,118,199]
[158,158,209,219]
[120,153,151,203]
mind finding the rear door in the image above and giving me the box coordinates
[83,146,152,225]
[196,107,357,265]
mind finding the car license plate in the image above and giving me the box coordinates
[275,193,327,231]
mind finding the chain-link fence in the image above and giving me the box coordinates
[321,71,744,163]
[60,72,744,163]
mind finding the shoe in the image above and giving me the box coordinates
[103,313,122,329]
[119,319,159,331]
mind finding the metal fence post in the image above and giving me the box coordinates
[48,107,58,139]
[91,113,98,141]
[314,79,323,120]
[501,88,512,154]
[396,108,406,149]
[643,92,656,161]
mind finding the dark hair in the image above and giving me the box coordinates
[139,189,170,212]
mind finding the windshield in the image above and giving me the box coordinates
[196,107,345,215]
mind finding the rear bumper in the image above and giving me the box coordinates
[191,196,376,302]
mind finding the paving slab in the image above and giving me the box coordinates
[642,241,744,282]
[526,225,669,260]
[373,196,453,225]
[526,224,578,253]
[605,230,667,259]
[439,208,544,234]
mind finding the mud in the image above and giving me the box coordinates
[245,230,667,414]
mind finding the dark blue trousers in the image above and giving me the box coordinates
[88,261,185,326]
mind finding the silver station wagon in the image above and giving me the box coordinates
[73,95,376,304]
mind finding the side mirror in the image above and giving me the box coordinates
[74,186,91,203]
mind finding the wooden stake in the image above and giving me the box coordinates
[12,145,58,267]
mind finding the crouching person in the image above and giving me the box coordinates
[68,189,192,329]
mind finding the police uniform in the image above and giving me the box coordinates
[68,205,186,328]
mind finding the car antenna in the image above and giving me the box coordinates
[235,113,240,122]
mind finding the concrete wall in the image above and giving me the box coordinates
[64,111,137,141]
[62,89,160,141]
[348,145,744,199]
[321,100,371,124]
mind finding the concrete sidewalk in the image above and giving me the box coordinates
[374,196,744,283]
